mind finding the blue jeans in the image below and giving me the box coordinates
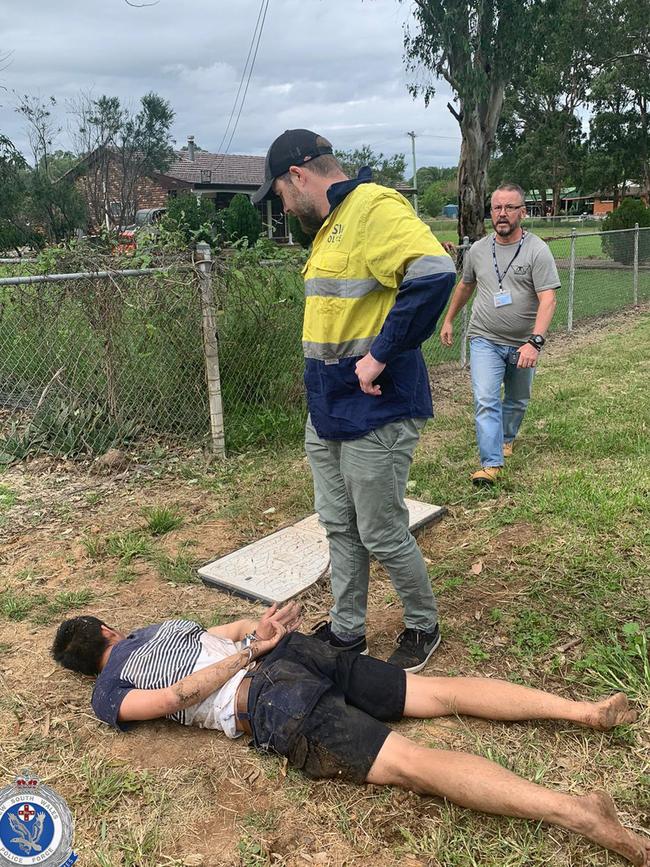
[469,337,535,467]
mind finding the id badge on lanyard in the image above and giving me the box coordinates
[494,291,513,307]
[492,233,525,308]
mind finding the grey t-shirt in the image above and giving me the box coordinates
[463,232,560,347]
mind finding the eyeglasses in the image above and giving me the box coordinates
[491,204,524,214]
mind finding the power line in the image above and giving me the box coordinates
[223,0,270,156]
[213,0,270,161]
[417,133,460,141]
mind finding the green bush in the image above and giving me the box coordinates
[0,245,307,459]
[220,194,262,246]
[287,214,312,248]
[601,198,650,264]
[214,251,305,450]
[420,182,446,217]
[160,192,216,244]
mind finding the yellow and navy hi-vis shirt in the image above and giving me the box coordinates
[302,170,456,440]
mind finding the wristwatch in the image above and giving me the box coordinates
[527,334,546,351]
[242,632,257,648]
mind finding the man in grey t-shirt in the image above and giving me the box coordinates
[441,183,560,484]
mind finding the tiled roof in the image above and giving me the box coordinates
[166,151,266,186]
[166,150,416,193]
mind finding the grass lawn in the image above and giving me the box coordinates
[430,227,615,260]
[0,310,648,865]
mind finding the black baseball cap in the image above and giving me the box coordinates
[252,129,334,204]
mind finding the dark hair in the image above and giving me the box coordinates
[276,153,343,185]
[494,182,526,203]
[51,616,111,676]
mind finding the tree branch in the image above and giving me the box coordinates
[447,101,462,123]
[604,52,650,64]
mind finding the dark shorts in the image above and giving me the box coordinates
[247,632,406,783]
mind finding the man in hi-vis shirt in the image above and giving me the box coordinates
[253,129,456,672]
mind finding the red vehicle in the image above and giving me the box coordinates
[117,208,166,252]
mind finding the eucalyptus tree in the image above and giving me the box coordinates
[402,0,584,238]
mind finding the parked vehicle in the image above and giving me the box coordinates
[118,208,166,251]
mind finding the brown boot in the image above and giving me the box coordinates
[471,467,501,485]
[503,441,514,458]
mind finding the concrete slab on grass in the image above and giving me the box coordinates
[198,498,445,604]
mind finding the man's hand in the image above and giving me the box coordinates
[355,352,385,396]
[254,601,302,641]
[441,241,457,256]
[516,342,540,368]
[250,619,287,659]
[440,320,453,347]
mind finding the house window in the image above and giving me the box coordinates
[201,169,212,183]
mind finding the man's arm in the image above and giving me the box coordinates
[117,621,286,723]
[207,619,256,643]
[440,279,477,346]
[206,601,302,643]
[356,193,457,395]
[515,289,557,368]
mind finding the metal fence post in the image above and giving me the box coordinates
[460,235,470,368]
[633,222,639,306]
[567,228,576,332]
[196,242,226,458]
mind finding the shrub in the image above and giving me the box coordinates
[160,192,216,244]
[287,214,313,248]
[420,182,446,218]
[220,194,262,246]
[601,198,650,265]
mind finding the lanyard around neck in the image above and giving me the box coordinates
[492,232,526,291]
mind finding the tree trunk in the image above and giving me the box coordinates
[455,83,504,242]
[539,187,548,216]
[638,95,650,204]
[552,185,561,216]
[456,132,487,242]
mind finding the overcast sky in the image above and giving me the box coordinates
[0,0,461,171]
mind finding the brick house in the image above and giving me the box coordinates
[69,136,417,240]
[68,137,288,238]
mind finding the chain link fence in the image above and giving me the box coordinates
[1,226,648,462]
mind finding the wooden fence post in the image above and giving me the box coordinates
[196,242,226,458]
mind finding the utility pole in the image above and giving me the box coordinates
[407,130,418,215]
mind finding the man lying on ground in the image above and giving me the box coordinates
[52,602,649,866]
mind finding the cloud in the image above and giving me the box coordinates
[0,0,460,168]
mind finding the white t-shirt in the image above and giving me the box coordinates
[183,633,248,738]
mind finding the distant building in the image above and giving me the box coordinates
[442,203,458,219]
[66,136,417,241]
[65,138,288,239]
[524,185,646,217]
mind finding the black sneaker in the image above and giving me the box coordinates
[310,620,368,654]
[387,625,441,673]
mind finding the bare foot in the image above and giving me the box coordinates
[572,791,649,866]
[586,693,637,731]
